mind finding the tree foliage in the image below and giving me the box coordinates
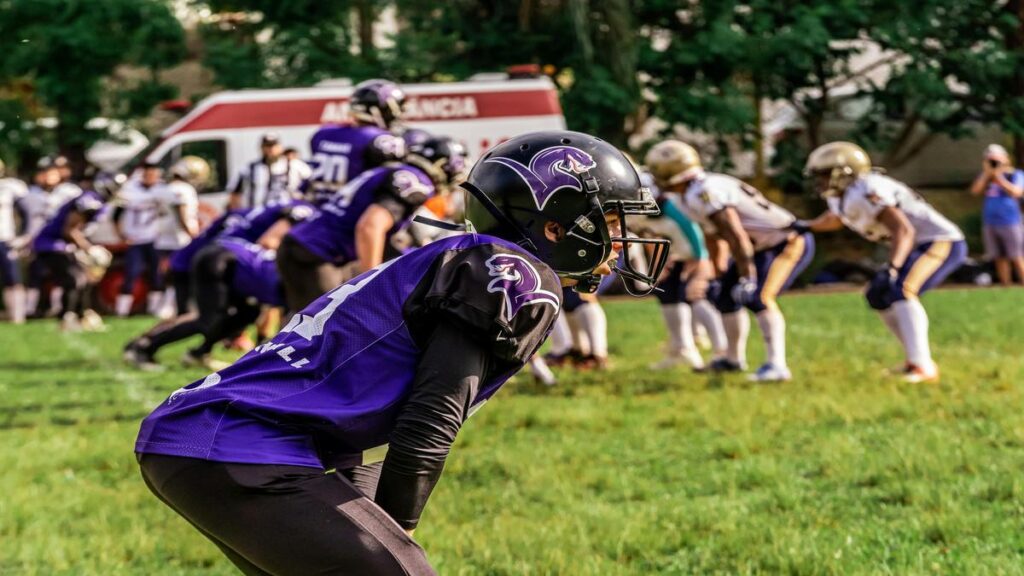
[0,0,185,170]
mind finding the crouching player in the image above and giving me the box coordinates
[134,131,668,575]
[802,142,967,383]
[646,140,814,381]
[278,136,467,310]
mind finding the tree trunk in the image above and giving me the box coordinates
[1008,0,1024,165]
[356,0,376,65]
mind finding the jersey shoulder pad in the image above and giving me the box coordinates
[421,242,561,364]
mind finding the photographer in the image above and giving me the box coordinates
[970,144,1024,286]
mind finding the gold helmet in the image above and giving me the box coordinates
[804,141,872,197]
[644,140,702,189]
[170,155,211,188]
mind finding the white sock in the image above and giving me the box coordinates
[116,294,134,317]
[660,303,696,353]
[692,299,728,357]
[564,310,590,356]
[4,286,26,324]
[755,309,787,369]
[722,311,750,367]
[161,288,178,316]
[529,356,557,386]
[577,302,608,358]
[25,288,39,314]
[146,291,164,315]
[548,312,573,355]
[893,299,933,369]
[49,288,63,314]
[879,307,904,344]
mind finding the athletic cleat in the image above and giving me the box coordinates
[59,311,81,332]
[574,354,608,371]
[543,350,582,368]
[709,358,746,372]
[902,363,939,383]
[182,351,230,372]
[123,345,163,371]
[80,309,107,332]
[748,363,792,382]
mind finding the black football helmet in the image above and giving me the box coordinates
[463,131,669,295]
[350,79,406,129]
[406,136,468,187]
[401,127,433,149]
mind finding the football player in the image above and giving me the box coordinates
[155,156,205,317]
[646,140,814,382]
[634,171,728,371]
[802,142,967,383]
[112,162,171,316]
[304,79,407,203]
[31,186,110,331]
[124,200,314,369]
[0,159,28,323]
[20,158,82,316]
[278,136,467,311]
[134,131,667,575]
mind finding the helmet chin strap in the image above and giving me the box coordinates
[460,181,538,252]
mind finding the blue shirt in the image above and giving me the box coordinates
[983,169,1024,226]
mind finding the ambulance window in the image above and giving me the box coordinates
[178,139,228,192]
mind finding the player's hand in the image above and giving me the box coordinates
[731,277,758,306]
[790,219,812,234]
[866,264,898,309]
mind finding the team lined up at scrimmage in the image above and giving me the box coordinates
[0,77,970,573]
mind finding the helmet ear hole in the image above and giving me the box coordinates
[561,138,571,144]
[520,144,530,151]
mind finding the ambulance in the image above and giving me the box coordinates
[136,74,566,209]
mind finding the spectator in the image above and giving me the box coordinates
[227,133,305,209]
[970,144,1024,286]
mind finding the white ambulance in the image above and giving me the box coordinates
[136,75,566,211]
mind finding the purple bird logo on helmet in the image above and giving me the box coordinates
[485,145,598,210]
[484,253,560,319]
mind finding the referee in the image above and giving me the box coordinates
[227,133,305,209]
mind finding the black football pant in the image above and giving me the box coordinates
[32,251,89,315]
[136,247,257,357]
[276,234,343,313]
[138,454,435,576]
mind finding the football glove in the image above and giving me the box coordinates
[731,277,758,306]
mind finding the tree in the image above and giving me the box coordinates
[0,0,185,172]
[199,0,379,89]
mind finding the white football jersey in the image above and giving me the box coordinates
[19,183,81,238]
[680,172,796,251]
[155,180,199,250]
[828,173,963,244]
[117,180,168,245]
[0,177,28,242]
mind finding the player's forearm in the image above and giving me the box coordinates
[355,206,395,271]
[375,321,487,529]
[808,212,843,233]
[888,226,914,268]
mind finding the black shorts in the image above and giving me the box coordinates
[138,453,436,576]
[276,234,344,312]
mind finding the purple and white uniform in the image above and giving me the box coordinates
[32,191,104,253]
[136,234,561,470]
[289,165,433,264]
[306,124,404,200]
[217,238,285,307]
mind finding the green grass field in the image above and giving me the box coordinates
[2,288,1024,575]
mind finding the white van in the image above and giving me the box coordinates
[136,76,566,212]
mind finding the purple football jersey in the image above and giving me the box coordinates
[32,190,104,253]
[217,237,284,307]
[306,124,404,198]
[289,165,434,264]
[168,200,314,273]
[136,234,561,470]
